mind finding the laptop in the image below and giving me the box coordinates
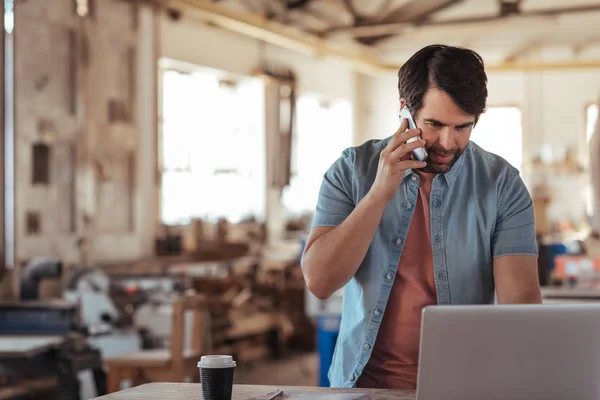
[416,304,600,400]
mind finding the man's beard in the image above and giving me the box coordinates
[420,145,463,174]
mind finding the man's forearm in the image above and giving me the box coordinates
[301,191,389,299]
[494,255,542,304]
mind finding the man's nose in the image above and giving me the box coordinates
[438,127,454,150]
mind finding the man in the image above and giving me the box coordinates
[300,45,542,390]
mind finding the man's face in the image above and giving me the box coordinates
[404,87,476,174]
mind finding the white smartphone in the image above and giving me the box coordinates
[400,106,428,162]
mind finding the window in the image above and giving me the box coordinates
[470,106,523,173]
[159,69,265,225]
[282,95,353,216]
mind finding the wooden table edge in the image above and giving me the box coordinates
[92,382,416,400]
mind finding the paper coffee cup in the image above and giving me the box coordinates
[198,355,236,400]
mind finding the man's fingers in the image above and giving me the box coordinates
[398,128,422,143]
[397,159,427,171]
[388,129,422,153]
[386,119,409,150]
[390,137,426,160]
[394,117,408,136]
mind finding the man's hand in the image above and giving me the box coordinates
[370,118,427,202]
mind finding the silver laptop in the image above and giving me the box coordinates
[416,304,600,400]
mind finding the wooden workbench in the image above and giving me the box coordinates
[93,383,415,399]
[0,335,65,358]
[541,286,600,303]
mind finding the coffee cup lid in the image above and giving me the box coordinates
[198,355,236,369]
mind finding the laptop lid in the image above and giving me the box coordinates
[416,304,600,400]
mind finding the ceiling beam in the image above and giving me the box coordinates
[302,1,353,26]
[486,59,600,72]
[324,0,463,36]
[341,0,359,23]
[378,0,465,23]
[325,2,600,40]
[354,0,465,45]
[327,22,409,38]
[502,40,542,63]
[286,0,312,9]
[573,38,600,56]
[161,0,396,75]
[154,0,600,74]
[373,0,395,20]
[410,2,600,27]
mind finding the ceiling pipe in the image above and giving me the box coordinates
[158,0,600,74]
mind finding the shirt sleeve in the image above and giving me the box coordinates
[312,148,356,227]
[492,170,539,258]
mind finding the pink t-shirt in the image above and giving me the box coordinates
[357,171,437,390]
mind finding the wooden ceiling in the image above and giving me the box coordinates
[150,0,600,72]
[210,0,600,65]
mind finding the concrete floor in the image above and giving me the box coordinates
[233,352,319,387]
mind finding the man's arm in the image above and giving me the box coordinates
[494,255,542,304]
[302,193,390,300]
[492,171,542,304]
[301,121,427,300]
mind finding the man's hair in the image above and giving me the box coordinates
[397,44,488,119]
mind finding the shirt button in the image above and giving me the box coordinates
[437,272,444,279]
[433,198,441,207]
[386,273,393,280]
[434,234,441,243]
[406,203,412,209]
[374,309,381,316]
[395,238,402,244]
[364,343,371,350]
[350,375,355,382]
[411,175,417,181]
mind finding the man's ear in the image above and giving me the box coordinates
[399,98,406,108]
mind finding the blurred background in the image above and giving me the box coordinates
[1,0,600,398]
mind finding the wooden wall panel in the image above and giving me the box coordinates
[14,0,156,266]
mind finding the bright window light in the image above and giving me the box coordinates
[160,69,265,225]
[471,106,523,173]
[282,95,353,216]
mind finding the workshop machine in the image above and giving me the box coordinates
[0,258,107,400]
[108,273,190,349]
[63,266,121,336]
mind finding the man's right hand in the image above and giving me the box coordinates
[369,118,427,203]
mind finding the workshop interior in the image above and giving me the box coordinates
[1,0,600,399]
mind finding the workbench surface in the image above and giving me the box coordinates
[0,335,65,358]
[93,383,415,399]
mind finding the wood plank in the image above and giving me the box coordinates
[0,376,58,400]
[226,313,278,340]
[91,383,415,400]
[235,344,270,363]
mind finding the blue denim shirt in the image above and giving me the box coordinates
[312,139,538,388]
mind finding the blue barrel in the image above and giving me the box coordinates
[316,314,341,387]
[547,243,568,271]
